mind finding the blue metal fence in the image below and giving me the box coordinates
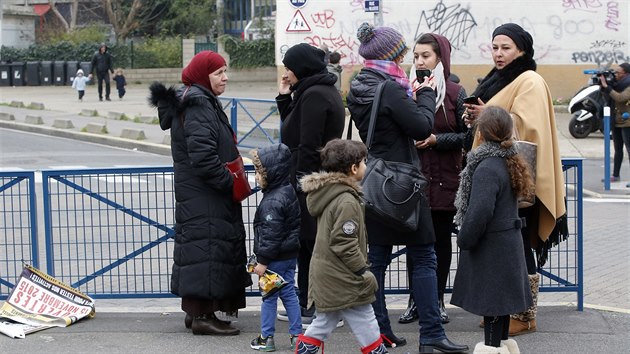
[0,171,39,298]
[1,161,584,308]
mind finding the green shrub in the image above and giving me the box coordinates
[220,36,274,69]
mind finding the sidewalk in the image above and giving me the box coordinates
[1,305,628,353]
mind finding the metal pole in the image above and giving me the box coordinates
[603,106,611,190]
[374,0,383,26]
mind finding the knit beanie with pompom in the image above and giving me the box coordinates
[357,22,407,61]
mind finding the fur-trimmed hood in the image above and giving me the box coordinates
[300,172,362,217]
[148,82,222,131]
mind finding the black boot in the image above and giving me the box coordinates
[380,333,406,348]
[191,313,239,336]
[185,313,230,329]
[439,298,450,324]
[398,294,419,324]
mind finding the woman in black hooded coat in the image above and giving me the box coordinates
[275,43,346,319]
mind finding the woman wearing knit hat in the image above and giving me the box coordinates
[345,22,469,354]
[149,50,252,336]
[459,22,568,347]
[275,43,346,326]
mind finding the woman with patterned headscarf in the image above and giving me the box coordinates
[149,51,252,336]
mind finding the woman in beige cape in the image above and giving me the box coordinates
[463,23,568,337]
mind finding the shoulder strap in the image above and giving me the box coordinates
[365,81,387,150]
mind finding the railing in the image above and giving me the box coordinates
[0,160,583,310]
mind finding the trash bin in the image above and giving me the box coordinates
[26,61,41,86]
[0,62,11,86]
[53,61,66,85]
[79,62,93,85]
[40,61,53,85]
[10,62,25,86]
[66,61,78,85]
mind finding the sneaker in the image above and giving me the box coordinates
[277,310,289,322]
[289,334,299,349]
[626,182,630,188]
[251,335,276,352]
[601,176,620,182]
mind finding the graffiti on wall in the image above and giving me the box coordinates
[276,0,629,66]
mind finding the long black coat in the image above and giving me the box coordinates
[346,68,436,246]
[450,157,533,316]
[276,72,345,241]
[150,83,252,301]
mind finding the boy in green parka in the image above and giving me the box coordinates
[296,139,387,354]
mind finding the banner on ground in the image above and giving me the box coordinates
[0,264,95,339]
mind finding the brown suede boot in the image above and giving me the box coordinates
[509,274,539,336]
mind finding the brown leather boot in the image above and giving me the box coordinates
[191,314,239,335]
[185,313,231,329]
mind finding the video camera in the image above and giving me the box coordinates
[584,69,616,86]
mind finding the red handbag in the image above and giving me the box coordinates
[226,155,252,203]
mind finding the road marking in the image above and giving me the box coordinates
[584,198,630,203]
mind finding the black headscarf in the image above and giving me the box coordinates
[282,43,327,80]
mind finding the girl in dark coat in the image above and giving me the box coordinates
[346,22,468,354]
[451,106,534,354]
[149,51,252,336]
[276,43,346,320]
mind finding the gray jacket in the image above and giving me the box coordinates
[450,157,533,316]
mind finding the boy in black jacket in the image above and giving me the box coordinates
[250,143,303,351]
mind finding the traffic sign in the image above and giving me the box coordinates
[365,0,379,12]
[286,9,311,32]
[290,0,307,9]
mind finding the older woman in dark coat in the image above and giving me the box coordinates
[276,43,345,319]
[346,22,468,354]
[149,51,252,336]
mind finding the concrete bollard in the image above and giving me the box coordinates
[9,101,25,108]
[25,115,44,124]
[29,102,45,110]
[138,115,157,124]
[84,123,107,134]
[162,134,171,145]
[52,119,75,129]
[120,128,146,140]
[108,111,124,120]
[81,109,98,116]
[0,112,16,121]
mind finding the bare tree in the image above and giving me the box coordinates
[102,0,166,41]
[48,0,80,31]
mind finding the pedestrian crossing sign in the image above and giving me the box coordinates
[286,9,311,32]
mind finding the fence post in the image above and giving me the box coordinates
[231,98,238,142]
[603,106,610,190]
[130,40,134,69]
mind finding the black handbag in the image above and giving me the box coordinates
[360,81,429,232]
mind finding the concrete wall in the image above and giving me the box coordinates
[124,67,278,85]
[275,0,630,102]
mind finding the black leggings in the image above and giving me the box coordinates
[483,315,509,347]
[612,126,630,177]
[518,206,537,274]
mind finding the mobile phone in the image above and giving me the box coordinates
[464,95,478,105]
[416,69,432,80]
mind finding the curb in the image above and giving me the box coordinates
[0,120,171,156]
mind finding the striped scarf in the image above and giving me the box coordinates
[364,60,412,96]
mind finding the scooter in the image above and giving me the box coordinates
[567,69,616,139]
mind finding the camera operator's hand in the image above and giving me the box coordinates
[599,74,609,89]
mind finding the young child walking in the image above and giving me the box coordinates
[451,106,535,354]
[71,69,92,102]
[112,68,127,99]
[296,139,387,354]
[250,143,303,352]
